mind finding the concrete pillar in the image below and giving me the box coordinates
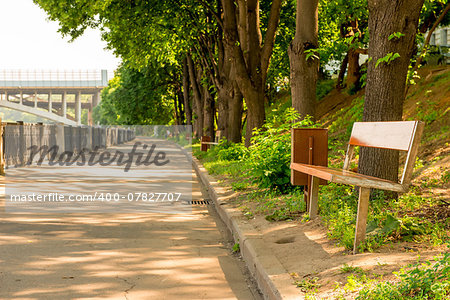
[92,92,100,107]
[62,91,67,118]
[87,94,93,126]
[75,91,81,125]
[34,91,37,108]
[5,91,8,101]
[19,91,23,105]
[48,91,52,113]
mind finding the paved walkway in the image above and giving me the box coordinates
[0,138,258,299]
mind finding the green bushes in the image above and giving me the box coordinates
[216,141,248,161]
[247,108,314,193]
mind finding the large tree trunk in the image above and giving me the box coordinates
[203,82,215,138]
[222,0,282,146]
[187,53,204,138]
[288,0,319,120]
[182,57,192,127]
[243,87,265,145]
[228,85,243,143]
[216,86,230,137]
[359,0,424,191]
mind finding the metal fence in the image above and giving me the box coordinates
[2,123,135,168]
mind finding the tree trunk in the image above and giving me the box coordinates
[336,53,349,89]
[175,84,185,125]
[243,86,265,145]
[222,0,282,146]
[182,57,192,127]
[187,53,204,138]
[177,86,185,125]
[346,48,361,90]
[359,0,424,193]
[173,91,180,125]
[216,87,229,137]
[228,85,243,143]
[203,83,215,138]
[288,0,319,120]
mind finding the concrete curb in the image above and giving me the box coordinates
[192,156,302,300]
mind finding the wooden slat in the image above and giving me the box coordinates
[349,121,417,151]
[343,144,355,171]
[291,128,328,186]
[353,187,371,254]
[200,136,211,151]
[291,163,333,181]
[401,121,425,185]
[290,163,406,192]
[308,176,320,218]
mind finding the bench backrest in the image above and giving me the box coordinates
[345,121,424,186]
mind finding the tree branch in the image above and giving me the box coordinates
[197,0,224,29]
[355,48,368,54]
[416,2,450,67]
[261,0,283,85]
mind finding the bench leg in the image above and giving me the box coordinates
[353,187,371,254]
[308,176,320,219]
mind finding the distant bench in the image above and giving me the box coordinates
[291,121,424,254]
[201,130,223,151]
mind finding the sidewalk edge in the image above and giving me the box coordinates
[192,156,302,300]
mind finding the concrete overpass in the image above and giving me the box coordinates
[0,70,108,125]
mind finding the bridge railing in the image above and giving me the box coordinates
[0,121,135,172]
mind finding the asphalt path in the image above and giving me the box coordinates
[0,137,260,299]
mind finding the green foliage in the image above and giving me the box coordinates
[305,49,320,61]
[296,277,321,293]
[215,141,249,161]
[264,189,306,221]
[247,108,314,193]
[232,242,240,253]
[318,180,448,252]
[388,32,405,41]
[375,52,401,68]
[94,63,173,125]
[341,264,366,276]
[357,252,450,300]
[319,183,358,249]
[316,79,336,100]
[328,96,364,141]
[415,99,440,125]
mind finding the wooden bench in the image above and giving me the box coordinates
[291,121,424,254]
[200,130,223,151]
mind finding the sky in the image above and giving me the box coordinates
[0,0,121,75]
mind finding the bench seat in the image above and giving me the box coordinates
[290,163,406,193]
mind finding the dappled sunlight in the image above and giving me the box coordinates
[0,138,254,299]
[1,209,247,299]
[0,235,39,245]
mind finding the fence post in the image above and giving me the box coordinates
[86,126,92,150]
[56,124,65,155]
[0,118,4,175]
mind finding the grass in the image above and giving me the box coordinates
[356,251,450,300]
[191,72,449,296]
